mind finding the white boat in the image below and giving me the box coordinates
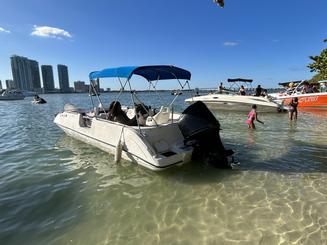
[186,78,285,112]
[54,65,237,171]
[0,90,25,100]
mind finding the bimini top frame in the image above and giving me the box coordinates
[88,65,192,131]
[226,78,253,92]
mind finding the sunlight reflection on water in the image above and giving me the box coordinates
[0,93,327,245]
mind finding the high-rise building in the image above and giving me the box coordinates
[11,55,33,91]
[57,64,70,93]
[0,80,2,90]
[41,65,55,93]
[29,59,41,90]
[5,79,16,90]
[10,55,41,92]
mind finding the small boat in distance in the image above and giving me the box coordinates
[270,80,327,108]
[185,78,285,112]
[54,65,237,171]
[32,95,47,104]
[0,90,25,100]
[171,90,182,96]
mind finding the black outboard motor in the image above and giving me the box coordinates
[178,101,235,168]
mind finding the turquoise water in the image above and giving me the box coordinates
[1,93,327,245]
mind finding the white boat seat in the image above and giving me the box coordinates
[146,106,170,126]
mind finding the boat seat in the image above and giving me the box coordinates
[146,106,170,126]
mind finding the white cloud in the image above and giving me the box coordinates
[223,41,239,47]
[0,27,10,33]
[31,25,72,39]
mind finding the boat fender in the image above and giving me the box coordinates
[114,140,123,163]
[114,126,124,163]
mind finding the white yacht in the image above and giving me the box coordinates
[0,90,25,100]
[54,65,237,171]
[186,79,285,113]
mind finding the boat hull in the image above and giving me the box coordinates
[54,111,193,171]
[194,101,280,112]
[275,93,327,108]
[0,96,25,100]
[185,94,283,113]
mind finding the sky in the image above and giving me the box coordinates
[0,0,326,90]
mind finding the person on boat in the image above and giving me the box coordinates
[312,85,319,93]
[255,85,262,96]
[301,81,312,93]
[218,82,224,94]
[288,97,298,120]
[238,85,246,95]
[108,101,149,126]
[320,82,326,92]
[245,104,264,129]
[261,89,268,97]
[108,101,137,126]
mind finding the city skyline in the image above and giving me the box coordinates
[8,54,71,92]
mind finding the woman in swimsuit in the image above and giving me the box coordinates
[288,97,298,120]
[245,104,264,129]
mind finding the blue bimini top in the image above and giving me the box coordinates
[89,65,191,82]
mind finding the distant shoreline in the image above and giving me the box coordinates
[33,88,283,95]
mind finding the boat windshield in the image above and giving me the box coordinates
[279,80,325,95]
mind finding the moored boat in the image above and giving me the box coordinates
[0,90,25,100]
[270,80,327,108]
[185,78,285,112]
[54,65,238,171]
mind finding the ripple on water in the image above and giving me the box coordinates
[1,94,327,245]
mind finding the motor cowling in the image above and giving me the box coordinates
[178,101,234,168]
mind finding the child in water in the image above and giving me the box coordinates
[289,97,298,120]
[245,104,264,129]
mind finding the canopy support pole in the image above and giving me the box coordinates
[127,79,142,133]
[90,79,106,117]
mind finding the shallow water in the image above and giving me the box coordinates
[0,93,327,245]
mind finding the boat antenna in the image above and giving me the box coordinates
[148,75,164,106]
[127,77,142,133]
[89,84,95,109]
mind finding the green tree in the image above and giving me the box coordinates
[308,39,327,80]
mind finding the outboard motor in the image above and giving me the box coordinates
[178,101,235,168]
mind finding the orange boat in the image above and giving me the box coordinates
[270,80,327,108]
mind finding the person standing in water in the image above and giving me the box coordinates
[245,104,264,129]
[288,97,298,120]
